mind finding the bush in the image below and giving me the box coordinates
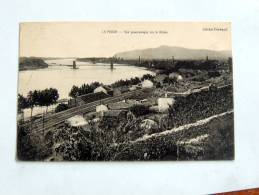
[168,85,233,128]
[17,126,52,161]
[55,103,69,113]
[130,104,150,117]
[69,82,102,98]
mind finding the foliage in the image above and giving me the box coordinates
[38,88,59,109]
[69,85,79,98]
[68,74,154,98]
[17,126,51,160]
[53,126,95,160]
[111,77,141,88]
[107,112,234,161]
[204,114,234,160]
[18,94,29,112]
[18,88,59,117]
[27,90,39,108]
[54,131,93,161]
[168,85,233,128]
[130,104,150,117]
[69,82,102,98]
[19,57,48,71]
[55,103,69,113]
[163,77,176,84]
[141,74,155,81]
[27,90,39,118]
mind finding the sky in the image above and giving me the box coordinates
[19,22,232,58]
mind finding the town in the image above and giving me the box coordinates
[17,57,234,161]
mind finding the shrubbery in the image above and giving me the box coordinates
[69,82,102,98]
[17,126,52,161]
[55,103,69,113]
[130,104,150,117]
[168,85,233,128]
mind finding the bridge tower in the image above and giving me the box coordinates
[73,60,77,69]
[110,58,114,70]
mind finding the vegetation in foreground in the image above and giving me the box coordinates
[17,84,234,161]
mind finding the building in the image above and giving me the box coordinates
[103,110,128,120]
[94,86,108,94]
[65,115,88,127]
[140,119,159,134]
[108,101,135,110]
[169,72,183,81]
[141,80,154,88]
[94,85,113,95]
[96,104,108,113]
[113,86,129,96]
[158,97,175,112]
[68,91,110,108]
[81,91,110,103]
[129,85,137,91]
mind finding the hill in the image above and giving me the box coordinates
[114,45,231,60]
[19,57,49,71]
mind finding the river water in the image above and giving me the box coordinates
[18,59,154,118]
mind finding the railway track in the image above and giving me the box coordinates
[24,89,147,134]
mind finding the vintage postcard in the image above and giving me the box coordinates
[17,22,234,161]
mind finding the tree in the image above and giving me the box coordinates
[38,88,59,112]
[69,85,80,98]
[18,94,28,112]
[18,94,29,122]
[90,82,102,89]
[141,74,154,81]
[69,82,103,98]
[27,90,39,119]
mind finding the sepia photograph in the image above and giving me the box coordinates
[17,22,234,161]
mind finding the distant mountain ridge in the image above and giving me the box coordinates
[114,45,231,60]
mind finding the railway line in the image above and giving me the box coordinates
[23,89,147,134]
[20,84,232,135]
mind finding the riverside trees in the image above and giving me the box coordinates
[18,88,59,119]
[69,82,102,98]
[38,88,59,112]
[68,74,155,98]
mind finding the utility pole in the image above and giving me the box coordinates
[42,112,45,136]
[75,92,79,107]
